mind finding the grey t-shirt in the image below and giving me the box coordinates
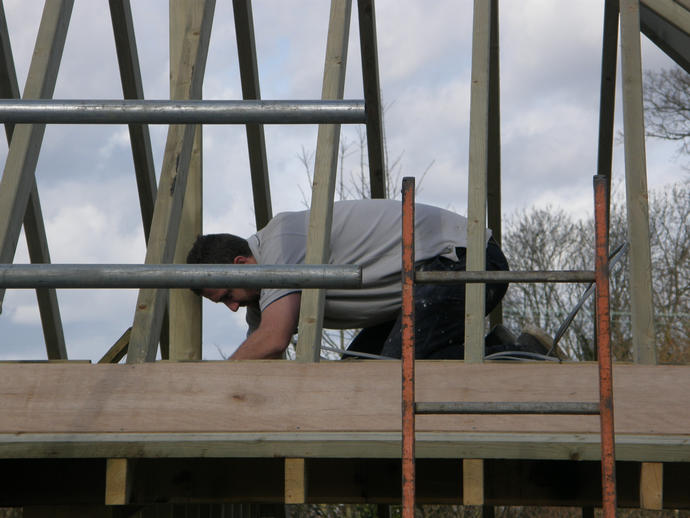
[245,199,489,330]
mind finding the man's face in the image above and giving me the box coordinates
[199,254,259,312]
[201,287,259,312]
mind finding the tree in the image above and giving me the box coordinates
[501,182,689,363]
[644,67,690,157]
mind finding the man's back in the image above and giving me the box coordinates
[247,199,481,329]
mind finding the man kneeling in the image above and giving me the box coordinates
[187,199,509,360]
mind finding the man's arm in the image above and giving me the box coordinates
[230,292,301,359]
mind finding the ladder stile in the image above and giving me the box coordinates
[594,175,618,517]
[401,177,416,518]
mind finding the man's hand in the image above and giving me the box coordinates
[230,292,301,359]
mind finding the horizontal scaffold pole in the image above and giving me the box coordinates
[415,270,595,284]
[0,99,366,124]
[0,264,362,289]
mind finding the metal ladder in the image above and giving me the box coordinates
[400,175,617,518]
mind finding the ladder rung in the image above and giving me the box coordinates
[415,401,600,415]
[415,270,595,284]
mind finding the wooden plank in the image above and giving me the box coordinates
[640,2,690,73]
[108,0,158,240]
[641,0,690,36]
[487,0,501,329]
[233,0,272,230]
[169,0,203,361]
[105,458,132,505]
[463,459,484,505]
[295,0,352,362]
[2,431,689,462]
[356,0,386,199]
[1,363,688,436]
[98,328,131,364]
[620,0,657,364]
[126,0,214,363]
[0,0,73,314]
[640,461,663,509]
[284,458,307,504]
[596,0,619,221]
[464,0,492,362]
[0,2,66,359]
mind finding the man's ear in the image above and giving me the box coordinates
[233,256,248,265]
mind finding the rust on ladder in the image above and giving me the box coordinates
[594,174,618,517]
[401,177,416,518]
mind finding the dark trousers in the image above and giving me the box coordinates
[345,238,509,359]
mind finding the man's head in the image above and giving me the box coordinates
[186,233,259,309]
[186,233,252,266]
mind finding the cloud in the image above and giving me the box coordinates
[1,1,686,361]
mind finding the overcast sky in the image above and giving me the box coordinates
[0,1,685,361]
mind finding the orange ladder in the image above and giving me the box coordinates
[400,175,617,517]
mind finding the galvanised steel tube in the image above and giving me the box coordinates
[0,99,366,124]
[415,270,596,284]
[0,264,361,289]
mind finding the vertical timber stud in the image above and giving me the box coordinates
[0,2,66,359]
[463,459,484,506]
[640,462,663,510]
[464,0,492,505]
[233,0,273,230]
[295,0,352,362]
[464,0,491,362]
[486,0,501,330]
[356,0,386,198]
[284,458,307,504]
[169,0,204,361]
[401,177,416,518]
[0,0,74,315]
[105,458,133,505]
[110,0,171,358]
[127,1,214,363]
[108,0,158,241]
[594,175,617,518]
[596,0,619,225]
[619,0,656,364]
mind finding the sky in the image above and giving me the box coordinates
[0,1,686,361]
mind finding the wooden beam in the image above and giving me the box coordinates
[620,0,657,364]
[464,0,492,362]
[295,0,352,362]
[233,0,272,230]
[169,0,204,362]
[98,328,131,364]
[285,458,307,504]
[126,0,214,363]
[641,0,690,37]
[108,0,157,241]
[463,459,484,505]
[0,1,66,359]
[2,431,689,462]
[487,0,501,329]
[640,461,663,510]
[356,0,386,199]
[105,458,133,505]
[0,0,73,315]
[1,363,688,437]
